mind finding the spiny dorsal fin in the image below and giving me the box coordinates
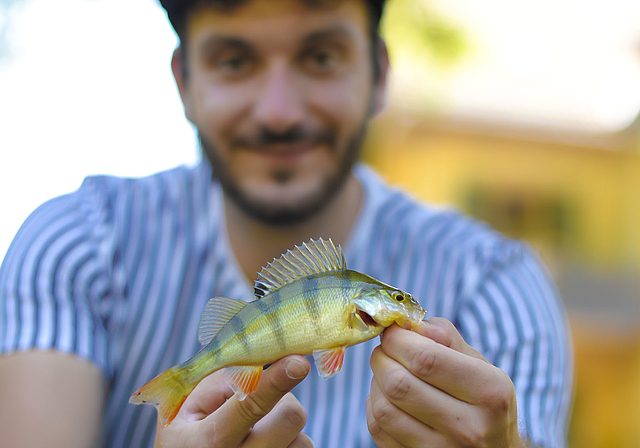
[198,297,248,345]
[254,238,346,299]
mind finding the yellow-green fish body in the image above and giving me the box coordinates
[130,238,426,426]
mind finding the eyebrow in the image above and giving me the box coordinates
[197,36,253,55]
[301,25,356,45]
[197,24,355,55]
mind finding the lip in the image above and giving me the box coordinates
[258,142,313,154]
[245,142,316,163]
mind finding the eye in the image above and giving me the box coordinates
[208,50,255,79]
[219,55,252,75]
[301,46,343,75]
[393,292,404,302]
[310,50,335,67]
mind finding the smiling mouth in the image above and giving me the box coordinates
[264,142,312,152]
[254,142,318,158]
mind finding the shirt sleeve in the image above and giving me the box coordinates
[0,177,116,376]
[457,240,573,448]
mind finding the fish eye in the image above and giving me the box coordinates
[393,292,404,302]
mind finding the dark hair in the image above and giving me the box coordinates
[159,0,387,80]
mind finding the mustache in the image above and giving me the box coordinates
[229,126,336,149]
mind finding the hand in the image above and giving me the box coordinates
[367,318,525,447]
[155,355,314,448]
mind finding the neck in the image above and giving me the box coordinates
[224,173,363,283]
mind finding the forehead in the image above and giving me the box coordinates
[186,0,370,49]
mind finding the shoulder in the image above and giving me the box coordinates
[1,162,215,280]
[351,165,544,314]
[354,164,515,266]
[80,162,209,210]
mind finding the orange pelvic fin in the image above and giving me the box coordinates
[313,346,346,379]
[129,366,194,427]
[223,365,264,400]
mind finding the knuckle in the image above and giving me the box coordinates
[369,346,382,369]
[236,395,269,422]
[449,419,487,448]
[283,402,307,430]
[371,398,397,426]
[458,427,486,448]
[414,347,437,377]
[291,433,315,448]
[268,376,294,395]
[494,388,514,413]
[270,374,295,396]
[381,369,412,400]
[482,370,516,413]
[272,382,291,395]
[367,417,384,438]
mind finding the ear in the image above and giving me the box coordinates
[171,46,194,123]
[370,38,390,117]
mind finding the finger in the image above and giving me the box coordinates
[244,393,307,447]
[365,396,405,448]
[417,318,486,361]
[179,369,234,421]
[200,355,310,446]
[379,325,504,404]
[368,376,449,448]
[287,432,314,448]
[370,346,472,437]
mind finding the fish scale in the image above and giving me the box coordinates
[129,238,426,427]
[219,275,353,361]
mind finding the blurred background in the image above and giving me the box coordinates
[1,0,639,445]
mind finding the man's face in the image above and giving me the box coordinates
[175,0,385,225]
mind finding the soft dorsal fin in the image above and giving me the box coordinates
[253,238,346,299]
[197,297,248,345]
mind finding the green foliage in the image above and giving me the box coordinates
[382,0,467,68]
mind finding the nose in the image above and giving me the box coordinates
[253,62,305,133]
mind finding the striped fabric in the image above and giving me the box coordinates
[0,161,572,447]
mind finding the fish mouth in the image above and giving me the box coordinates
[356,309,381,328]
[408,308,427,330]
[406,318,422,331]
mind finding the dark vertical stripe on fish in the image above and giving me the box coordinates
[231,313,252,352]
[265,289,289,350]
[301,277,323,336]
[269,308,288,350]
[254,291,288,350]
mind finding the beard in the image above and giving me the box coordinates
[200,120,368,227]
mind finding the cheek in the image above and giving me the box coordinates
[189,79,252,142]
[307,74,372,135]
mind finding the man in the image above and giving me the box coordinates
[0,0,572,447]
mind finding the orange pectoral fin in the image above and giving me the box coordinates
[223,365,264,400]
[313,346,346,379]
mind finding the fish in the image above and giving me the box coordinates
[129,237,426,427]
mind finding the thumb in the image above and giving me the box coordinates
[179,369,234,420]
[418,317,487,361]
[199,355,310,445]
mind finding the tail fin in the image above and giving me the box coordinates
[129,366,196,427]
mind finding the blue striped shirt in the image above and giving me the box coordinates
[0,160,572,447]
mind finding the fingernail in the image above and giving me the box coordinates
[285,359,307,380]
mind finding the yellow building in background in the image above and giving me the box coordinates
[363,109,640,447]
[375,0,640,442]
